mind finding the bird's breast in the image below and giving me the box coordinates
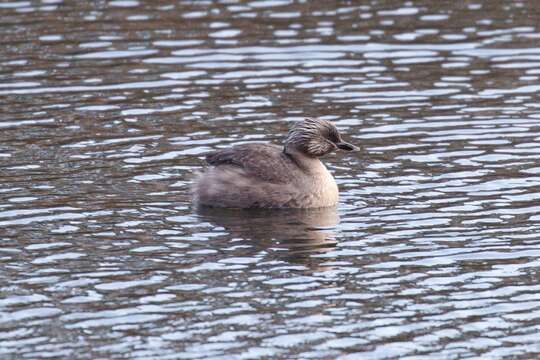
[305,163,339,208]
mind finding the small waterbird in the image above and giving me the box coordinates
[193,118,358,209]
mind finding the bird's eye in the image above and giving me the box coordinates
[328,129,339,143]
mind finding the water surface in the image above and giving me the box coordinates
[2,1,540,359]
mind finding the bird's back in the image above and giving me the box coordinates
[204,143,297,183]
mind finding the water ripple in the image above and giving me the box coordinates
[2,1,540,359]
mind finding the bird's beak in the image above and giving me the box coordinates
[336,141,359,152]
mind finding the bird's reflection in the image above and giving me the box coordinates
[196,207,339,265]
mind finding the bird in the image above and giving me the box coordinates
[192,117,358,209]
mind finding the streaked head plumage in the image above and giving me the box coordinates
[284,118,357,157]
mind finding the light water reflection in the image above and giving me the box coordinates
[2,0,540,359]
[197,207,339,265]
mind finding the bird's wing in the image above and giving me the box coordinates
[205,143,295,183]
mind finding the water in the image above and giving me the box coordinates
[2,1,540,358]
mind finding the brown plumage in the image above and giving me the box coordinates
[205,144,296,183]
[192,118,358,209]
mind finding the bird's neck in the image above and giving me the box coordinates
[283,145,323,173]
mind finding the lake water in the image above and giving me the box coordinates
[2,1,540,359]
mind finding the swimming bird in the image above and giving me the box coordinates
[193,118,358,209]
